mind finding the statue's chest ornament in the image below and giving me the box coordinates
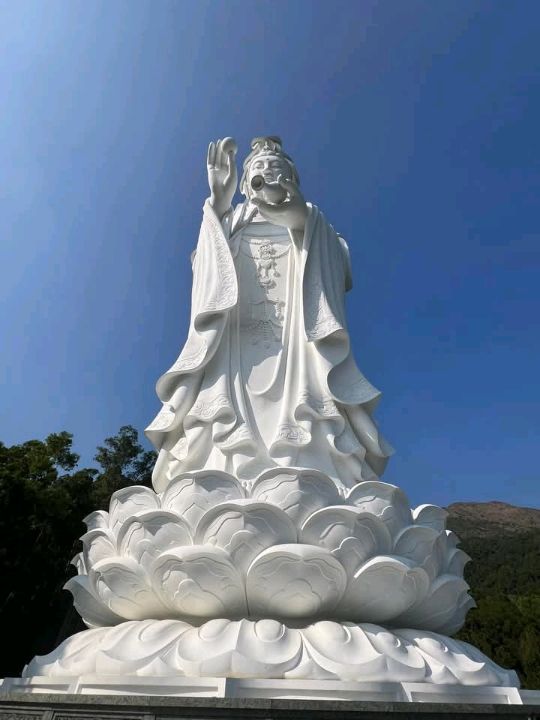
[246,239,289,290]
[240,238,290,348]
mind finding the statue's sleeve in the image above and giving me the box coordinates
[153,200,237,403]
[302,204,381,409]
[303,205,350,341]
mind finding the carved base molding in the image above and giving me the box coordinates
[13,619,519,691]
[2,677,538,705]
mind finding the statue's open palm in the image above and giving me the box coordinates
[207,138,237,218]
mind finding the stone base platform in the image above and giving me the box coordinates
[1,687,540,720]
[2,676,540,705]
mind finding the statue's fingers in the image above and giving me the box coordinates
[251,197,281,220]
[278,175,298,193]
[216,139,226,169]
[221,137,237,157]
[225,151,236,185]
[207,141,216,168]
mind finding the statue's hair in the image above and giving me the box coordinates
[240,136,300,196]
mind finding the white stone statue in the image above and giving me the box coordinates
[146,136,393,493]
[8,137,526,702]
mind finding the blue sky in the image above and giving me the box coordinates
[1,0,539,509]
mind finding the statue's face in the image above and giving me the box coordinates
[247,153,291,188]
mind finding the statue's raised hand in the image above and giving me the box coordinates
[207,138,238,219]
[251,175,308,232]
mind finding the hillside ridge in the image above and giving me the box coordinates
[446,500,540,537]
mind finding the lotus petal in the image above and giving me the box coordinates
[117,510,192,570]
[24,618,518,686]
[337,555,430,623]
[64,575,124,628]
[71,552,86,575]
[443,593,477,636]
[301,506,391,576]
[346,481,412,537]
[24,625,109,677]
[246,544,347,618]
[301,621,425,681]
[395,630,515,686]
[175,619,302,677]
[83,509,109,532]
[152,545,247,618]
[109,486,160,534]
[443,529,460,550]
[195,501,296,573]
[251,468,340,525]
[81,528,117,570]
[94,619,191,675]
[90,557,167,620]
[393,525,441,581]
[161,471,244,530]
[445,547,471,576]
[412,504,448,532]
[394,573,473,634]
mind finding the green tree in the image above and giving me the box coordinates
[91,425,155,507]
[0,426,155,677]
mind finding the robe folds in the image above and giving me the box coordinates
[146,200,393,492]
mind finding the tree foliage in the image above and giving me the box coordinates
[0,426,154,677]
[451,526,540,689]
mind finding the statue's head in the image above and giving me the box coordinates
[240,136,300,197]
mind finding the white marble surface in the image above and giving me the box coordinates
[22,619,518,688]
[67,469,473,634]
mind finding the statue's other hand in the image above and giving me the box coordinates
[251,175,308,232]
[207,137,238,219]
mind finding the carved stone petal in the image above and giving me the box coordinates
[24,624,109,677]
[246,544,347,618]
[300,506,391,576]
[175,619,303,677]
[251,468,340,525]
[412,504,448,532]
[161,471,244,530]
[89,556,167,621]
[151,545,247,619]
[108,486,160,534]
[443,529,460,549]
[71,552,86,575]
[81,528,117,570]
[94,619,192,675]
[117,510,192,570]
[393,525,441,581]
[23,619,520,686]
[394,573,473,634]
[83,509,109,532]
[337,555,430,623]
[445,547,472,576]
[64,575,124,629]
[395,630,516,686]
[301,621,425,681]
[194,501,297,574]
[346,481,412,537]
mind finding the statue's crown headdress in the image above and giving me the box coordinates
[240,136,299,195]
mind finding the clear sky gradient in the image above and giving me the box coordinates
[1,0,539,508]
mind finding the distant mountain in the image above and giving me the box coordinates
[445,501,540,690]
[446,500,540,538]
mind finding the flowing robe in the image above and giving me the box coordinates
[146,200,392,492]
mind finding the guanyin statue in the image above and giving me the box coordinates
[12,137,522,702]
[147,136,393,492]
